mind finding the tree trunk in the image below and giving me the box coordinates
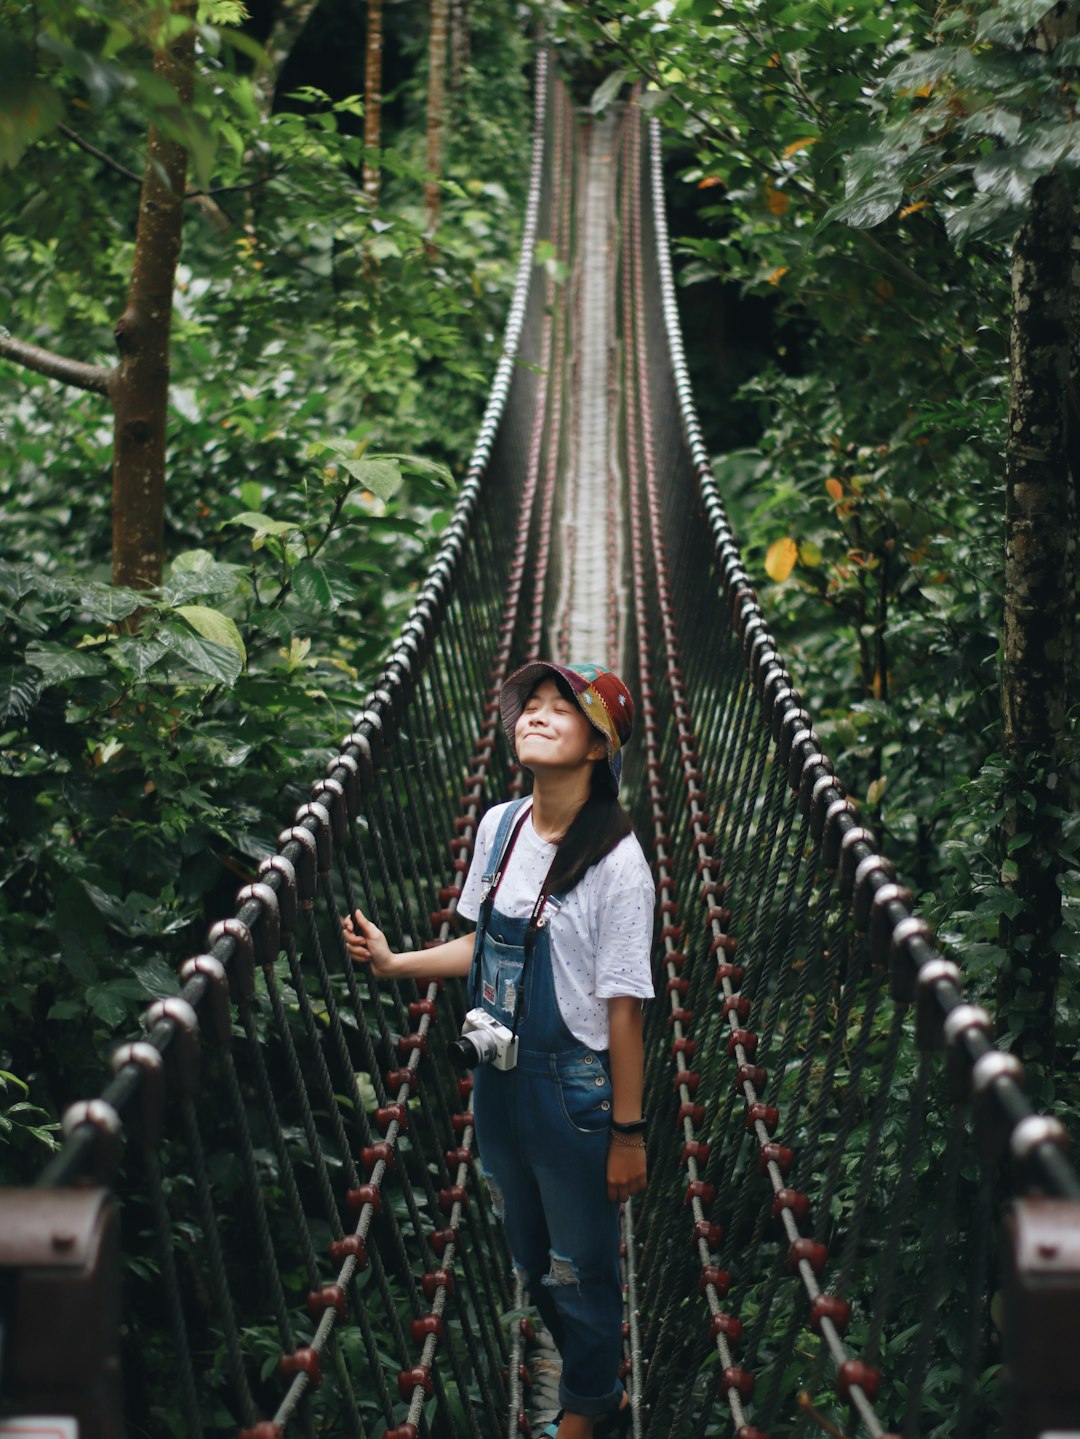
[424,0,449,238]
[998,170,1077,1071]
[449,0,470,93]
[363,0,383,206]
[110,2,195,591]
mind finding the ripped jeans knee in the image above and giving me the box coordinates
[542,1251,580,1290]
[481,1166,505,1221]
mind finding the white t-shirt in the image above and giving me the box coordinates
[457,801,656,1048]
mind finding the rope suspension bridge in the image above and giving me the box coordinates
[4,54,1080,1439]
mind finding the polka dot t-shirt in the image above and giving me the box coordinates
[457,801,656,1049]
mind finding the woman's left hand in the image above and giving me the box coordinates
[607,1140,647,1202]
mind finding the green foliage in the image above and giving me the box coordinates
[0,0,531,1181]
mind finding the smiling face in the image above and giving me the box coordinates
[514,678,608,775]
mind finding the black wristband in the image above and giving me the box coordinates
[610,1115,648,1134]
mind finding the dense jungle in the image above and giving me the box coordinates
[2,0,1078,1213]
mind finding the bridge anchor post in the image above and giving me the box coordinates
[1005,1195,1080,1438]
[0,1188,123,1439]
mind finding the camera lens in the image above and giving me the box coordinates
[448,1034,483,1069]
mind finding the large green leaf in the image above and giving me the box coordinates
[165,627,244,685]
[292,557,358,613]
[24,642,108,685]
[175,605,247,667]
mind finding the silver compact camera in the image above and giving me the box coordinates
[448,1007,518,1071]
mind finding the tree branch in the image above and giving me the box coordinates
[0,332,114,396]
[59,123,144,185]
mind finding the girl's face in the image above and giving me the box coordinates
[515,679,607,774]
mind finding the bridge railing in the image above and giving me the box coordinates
[0,51,580,1439]
[610,96,1080,1438]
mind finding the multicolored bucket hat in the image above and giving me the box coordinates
[499,660,635,794]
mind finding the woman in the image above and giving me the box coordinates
[344,661,655,1439]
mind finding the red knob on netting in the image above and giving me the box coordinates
[679,1102,706,1126]
[771,1189,810,1222]
[361,1143,396,1174]
[328,1233,368,1267]
[665,977,689,999]
[698,1266,731,1297]
[450,837,473,858]
[735,1064,767,1093]
[710,1313,743,1343]
[659,924,681,943]
[758,1143,794,1175]
[518,1363,533,1390]
[707,906,733,927]
[810,1294,851,1335]
[723,995,751,1023]
[397,1366,433,1401]
[672,1037,697,1061]
[396,1035,428,1062]
[376,1104,409,1133]
[684,1179,716,1208]
[681,1141,711,1166]
[736,1427,770,1439]
[278,1348,322,1391]
[429,909,456,930]
[698,857,721,877]
[430,1226,457,1257]
[726,1029,758,1058]
[383,1427,419,1439]
[715,963,746,989]
[660,899,679,917]
[409,998,437,1023]
[517,1412,533,1436]
[694,833,716,854]
[520,1317,537,1342]
[654,834,673,853]
[788,1238,828,1274]
[674,1071,702,1095]
[445,1147,472,1168]
[693,1219,723,1248]
[621,1320,632,1340]
[439,1185,468,1214]
[440,885,462,904]
[457,1077,474,1099]
[410,1314,444,1343]
[238,1424,282,1439]
[422,1268,455,1300]
[687,790,707,806]
[745,1103,779,1135]
[711,934,738,958]
[454,814,476,833]
[307,1284,347,1321]
[668,1007,694,1030]
[346,1184,383,1216]
[700,878,727,901]
[385,1068,415,1094]
[451,1111,474,1133]
[836,1360,880,1403]
[665,949,687,972]
[722,1367,755,1400]
[451,857,470,874]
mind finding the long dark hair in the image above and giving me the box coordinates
[527,672,635,896]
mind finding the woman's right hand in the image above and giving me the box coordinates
[343,908,397,976]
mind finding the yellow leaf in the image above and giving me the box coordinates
[899,200,929,219]
[825,477,844,501]
[783,137,818,159]
[767,266,789,286]
[697,175,725,189]
[765,537,799,582]
[799,541,822,568]
[867,775,888,806]
[765,182,790,217]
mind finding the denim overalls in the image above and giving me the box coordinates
[470,799,624,1418]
